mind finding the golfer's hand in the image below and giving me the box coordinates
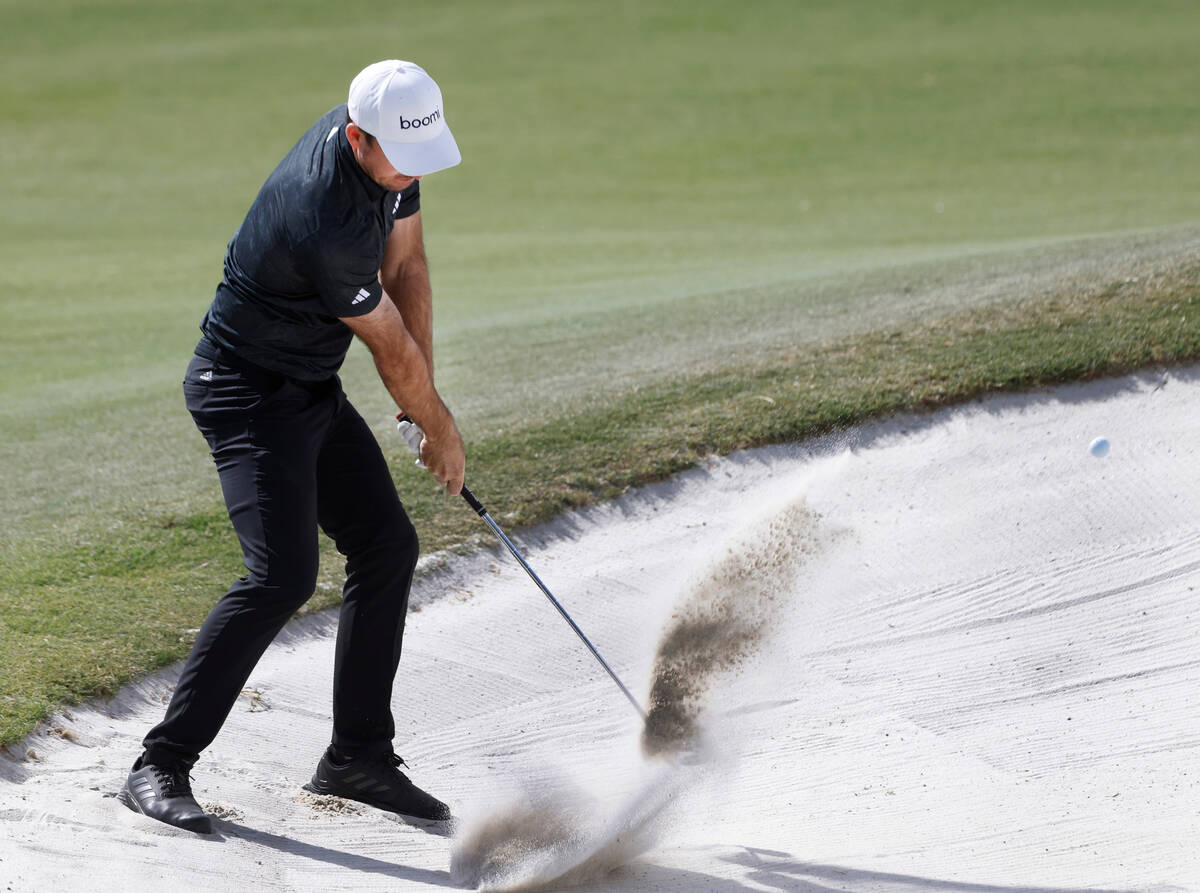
[420,424,465,496]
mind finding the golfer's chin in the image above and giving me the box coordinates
[382,174,418,192]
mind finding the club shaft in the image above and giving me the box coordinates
[466,489,648,722]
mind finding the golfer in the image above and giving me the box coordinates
[119,60,465,834]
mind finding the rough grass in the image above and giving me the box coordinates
[3,252,1197,749]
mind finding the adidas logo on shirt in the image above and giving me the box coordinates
[351,288,371,305]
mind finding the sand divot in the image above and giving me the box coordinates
[204,802,246,823]
[292,789,364,817]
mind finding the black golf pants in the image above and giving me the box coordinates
[142,353,418,768]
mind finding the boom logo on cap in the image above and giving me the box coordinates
[398,108,442,130]
[348,59,461,175]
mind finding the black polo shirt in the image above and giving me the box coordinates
[198,104,420,380]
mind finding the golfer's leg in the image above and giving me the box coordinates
[316,397,418,759]
[143,378,322,766]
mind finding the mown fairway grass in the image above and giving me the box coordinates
[2,0,1199,747]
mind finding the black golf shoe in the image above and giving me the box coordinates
[303,749,452,822]
[118,758,213,834]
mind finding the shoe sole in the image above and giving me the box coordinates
[116,787,140,814]
[302,780,452,824]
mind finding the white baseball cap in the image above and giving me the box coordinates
[347,60,461,177]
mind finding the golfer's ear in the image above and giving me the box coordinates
[346,121,364,149]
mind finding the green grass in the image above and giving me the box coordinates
[4,250,1198,748]
[2,0,1199,747]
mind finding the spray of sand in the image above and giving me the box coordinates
[451,488,833,891]
[449,765,688,891]
[642,495,823,757]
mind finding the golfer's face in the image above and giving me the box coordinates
[357,135,421,192]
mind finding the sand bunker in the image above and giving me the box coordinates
[2,368,1198,891]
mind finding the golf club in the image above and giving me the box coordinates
[396,414,648,723]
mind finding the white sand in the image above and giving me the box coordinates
[3,367,1199,892]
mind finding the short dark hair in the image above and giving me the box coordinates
[344,111,375,146]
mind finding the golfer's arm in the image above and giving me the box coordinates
[380,211,434,375]
[340,298,452,439]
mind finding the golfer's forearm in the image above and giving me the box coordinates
[382,263,434,374]
[372,340,453,438]
[343,290,449,434]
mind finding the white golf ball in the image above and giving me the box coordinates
[1089,436,1110,458]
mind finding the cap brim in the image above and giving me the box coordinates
[377,125,461,177]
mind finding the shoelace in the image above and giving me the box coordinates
[152,765,193,798]
[385,753,411,778]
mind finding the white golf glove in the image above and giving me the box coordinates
[396,413,425,465]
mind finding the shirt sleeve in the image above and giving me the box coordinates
[299,232,383,319]
[393,181,421,220]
